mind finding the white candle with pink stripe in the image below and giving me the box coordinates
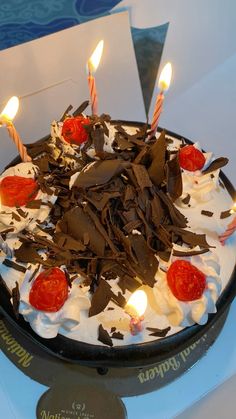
[87,40,104,115]
[149,62,172,138]
[0,96,31,162]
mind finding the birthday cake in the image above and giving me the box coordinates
[0,101,235,358]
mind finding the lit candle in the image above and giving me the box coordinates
[0,198,14,258]
[125,289,147,335]
[149,62,172,138]
[87,40,104,115]
[219,202,236,245]
[0,96,31,162]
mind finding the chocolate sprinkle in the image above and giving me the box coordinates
[2,259,27,273]
[201,210,213,217]
[12,281,20,318]
[220,210,232,219]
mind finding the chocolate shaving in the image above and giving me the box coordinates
[201,210,213,217]
[12,212,21,222]
[16,208,28,218]
[173,248,210,257]
[128,234,158,287]
[202,157,228,174]
[146,326,171,337]
[220,210,232,219]
[91,126,105,154]
[25,199,42,209]
[147,130,166,186]
[167,226,211,249]
[60,104,73,121]
[59,206,106,256]
[73,160,131,189]
[112,331,124,340]
[15,243,44,265]
[166,152,183,201]
[89,280,113,317]
[12,281,20,318]
[54,232,86,251]
[132,164,152,190]
[73,101,89,117]
[2,259,26,273]
[182,194,191,205]
[98,324,113,347]
[28,265,41,282]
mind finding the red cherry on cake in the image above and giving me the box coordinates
[167,260,206,301]
[179,145,206,171]
[0,176,39,207]
[62,115,90,145]
[29,268,69,312]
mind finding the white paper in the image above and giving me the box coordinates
[0,11,145,172]
[114,0,236,182]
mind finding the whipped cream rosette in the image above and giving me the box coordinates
[153,245,221,327]
[0,162,57,234]
[19,266,90,339]
[179,142,222,206]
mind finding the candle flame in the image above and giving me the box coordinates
[0,96,19,122]
[125,289,147,318]
[158,62,172,91]
[230,202,236,214]
[88,40,104,74]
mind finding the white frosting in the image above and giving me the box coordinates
[178,143,221,206]
[19,267,91,338]
[153,248,221,327]
[0,162,56,234]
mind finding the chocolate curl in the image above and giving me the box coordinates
[219,216,236,245]
[7,123,31,163]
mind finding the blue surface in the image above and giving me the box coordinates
[0,0,122,50]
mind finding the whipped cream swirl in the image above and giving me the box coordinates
[19,267,91,339]
[153,247,221,327]
[180,142,220,206]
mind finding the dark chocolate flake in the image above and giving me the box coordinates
[146,326,171,337]
[2,259,27,273]
[12,212,21,222]
[89,280,113,317]
[12,281,20,318]
[25,199,42,209]
[98,324,113,347]
[166,152,183,201]
[111,331,124,340]
[220,210,232,219]
[201,210,213,217]
[181,194,191,205]
[202,157,228,174]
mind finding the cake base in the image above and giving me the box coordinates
[0,306,230,397]
[0,125,236,368]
